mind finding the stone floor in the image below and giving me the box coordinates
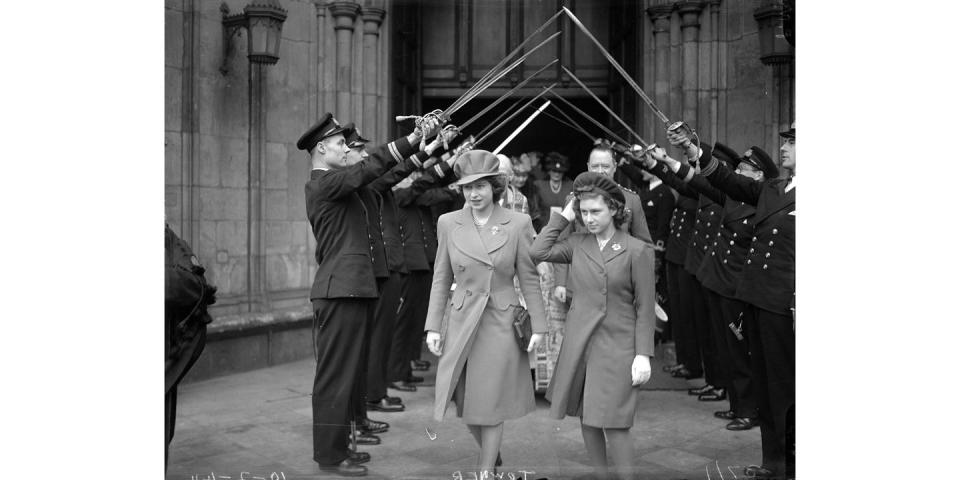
[167,356,761,480]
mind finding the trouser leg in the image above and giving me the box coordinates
[671,263,702,377]
[312,299,370,465]
[367,272,404,401]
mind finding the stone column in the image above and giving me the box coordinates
[248,61,266,310]
[361,5,385,141]
[677,1,705,135]
[707,0,721,143]
[330,2,361,118]
[647,3,673,147]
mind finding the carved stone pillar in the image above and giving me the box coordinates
[647,4,673,147]
[707,0,721,143]
[330,2,361,117]
[677,1,705,136]
[361,5,385,141]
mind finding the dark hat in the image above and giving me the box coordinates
[572,171,625,205]
[712,142,741,169]
[740,146,779,179]
[454,150,502,186]
[341,122,370,149]
[297,112,348,151]
[779,121,795,139]
[545,151,569,173]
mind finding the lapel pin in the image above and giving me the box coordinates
[491,226,500,235]
[611,243,622,251]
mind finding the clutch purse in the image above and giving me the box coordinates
[511,305,532,350]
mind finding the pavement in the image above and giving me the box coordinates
[166,353,761,480]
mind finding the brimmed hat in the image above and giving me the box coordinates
[513,155,532,174]
[545,152,569,173]
[454,150,502,186]
[342,122,370,149]
[712,142,741,169]
[740,146,779,179]
[573,172,625,204]
[297,112,348,151]
[780,121,795,139]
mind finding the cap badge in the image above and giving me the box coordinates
[743,149,753,158]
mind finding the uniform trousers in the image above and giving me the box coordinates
[704,289,756,418]
[367,272,404,401]
[387,270,431,383]
[688,275,719,386]
[666,261,702,377]
[312,298,373,465]
[744,304,795,477]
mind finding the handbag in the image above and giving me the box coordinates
[511,305,532,350]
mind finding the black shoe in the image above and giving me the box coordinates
[412,360,431,371]
[388,381,417,392]
[367,398,405,412]
[348,451,371,464]
[726,417,759,431]
[405,374,424,383]
[385,395,403,405]
[317,459,367,477]
[698,388,727,401]
[352,432,381,446]
[714,410,737,420]
[360,418,389,434]
[688,384,714,395]
[743,464,777,479]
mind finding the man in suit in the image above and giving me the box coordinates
[671,123,796,480]
[301,112,438,477]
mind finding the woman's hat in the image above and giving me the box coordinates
[545,151,569,173]
[573,172,625,204]
[454,150,502,185]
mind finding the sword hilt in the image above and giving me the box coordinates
[667,120,700,150]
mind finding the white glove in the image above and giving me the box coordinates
[426,331,442,357]
[631,355,651,386]
[527,333,545,353]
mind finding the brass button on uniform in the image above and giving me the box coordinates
[773,228,779,235]
[763,264,768,270]
[723,259,728,264]
[726,250,730,255]
[768,241,774,246]
[765,253,771,258]
[747,259,752,264]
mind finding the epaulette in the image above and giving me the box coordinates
[616,182,638,196]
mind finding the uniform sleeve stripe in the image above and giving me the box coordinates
[388,142,402,163]
[434,165,444,178]
[681,167,695,183]
[410,155,423,168]
[700,157,719,177]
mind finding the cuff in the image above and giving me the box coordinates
[699,156,720,177]
[387,136,417,164]
[678,164,695,183]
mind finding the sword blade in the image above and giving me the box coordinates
[471,9,565,95]
[458,59,558,131]
[493,100,551,155]
[444,32,561,118]
[562,7,671,125]
[561,66,649,147]
[475,98,522,140]
[545,88,630,146]
[536,106,595,141]
[475,84,556,146]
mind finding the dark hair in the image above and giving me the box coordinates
[461,175,506,203]
[590,144,616,158]
[574,190,627,229]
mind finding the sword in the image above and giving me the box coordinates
[475,98,522,140]
[561,66,651,149]
[457,59,558,132]
[535,106,595,141]
[544,88,630,146]
[493,100,551,155]
[562,7,698,145]
[475,83,557,147]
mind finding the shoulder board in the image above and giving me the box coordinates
[617,183,638,196]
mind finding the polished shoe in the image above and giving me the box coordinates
[714,410,737,420]
[405,374,424,383]
[317,459,367,477]
[743,464,777,479]
[367,398,405,412]
[385,395,403,405]
[688,384,714,396]
[388,381,417,392]
[348,451,371,464]
[698,388,727,401]
[412,359,431,371]
[662,363,684,373]
[352,432,381,446]
[360,418,389,434]
[726,417,759,431]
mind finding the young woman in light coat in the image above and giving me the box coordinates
[530,172,657,480]
[424,150,547,476]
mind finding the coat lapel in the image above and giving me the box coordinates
[577,234,604,269]
[481,205,512,255]
[602,229,629,263]
[753,182,796,224]
[451,207,493,266]
[722,199,756,224]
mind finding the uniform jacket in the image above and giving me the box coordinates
[424,205,547,422]
[165,225,215,393]
[369,151,433,274]
[643,160,699,265]
[305,137,416,300]
[530,213,656,428]
[694,161,796,315]
[394,161,456,271]
[679,167,758,299]
[619,164,677,248]
[554,184,653,290]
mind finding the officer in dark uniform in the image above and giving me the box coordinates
[301,112,438,477]
[673,124,796,480]
[165,224,216,469]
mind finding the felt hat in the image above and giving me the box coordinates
[572,171,625,204]
[454,150,502,186]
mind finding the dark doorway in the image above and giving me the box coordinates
[423,96,615,179]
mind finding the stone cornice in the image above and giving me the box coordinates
[361,7,386,33]
[328,1,361,30]
[676,1,705,28]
